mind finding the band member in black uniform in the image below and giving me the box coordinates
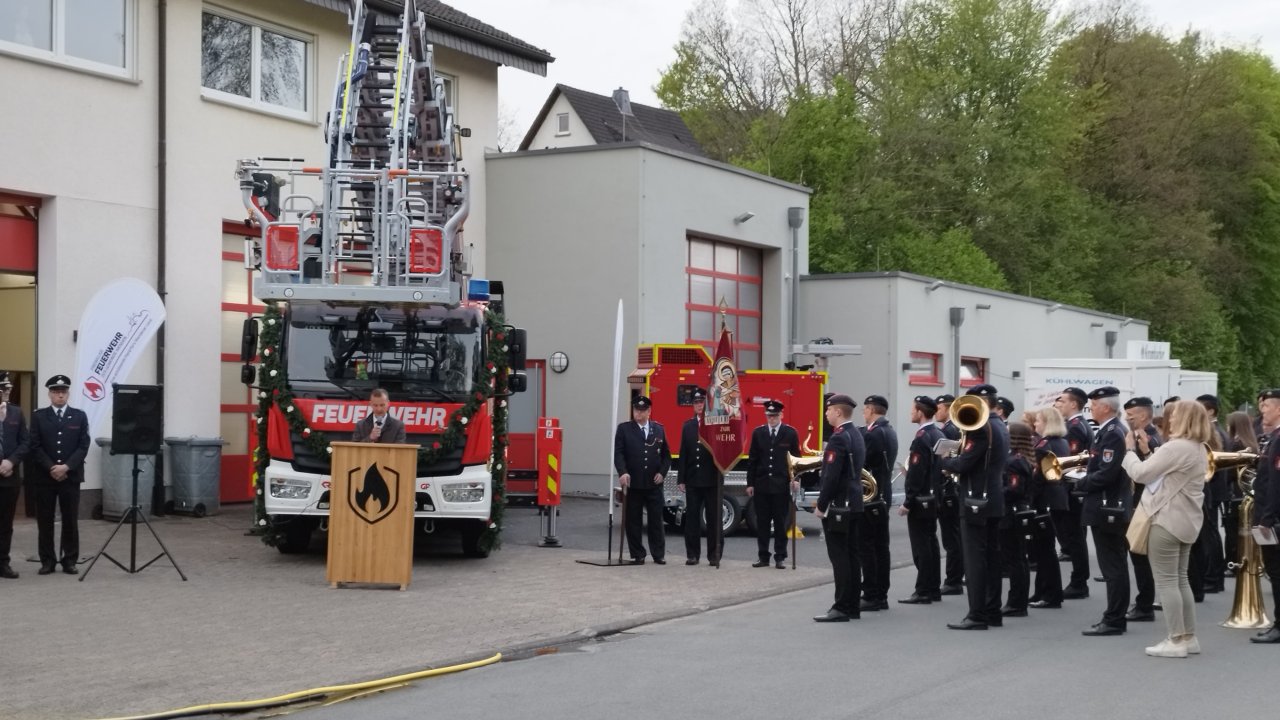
[900,396,944,604]
[939,384,1007,630]
[1224,410,1260,571]
[859,394,897,611]
[935,393,965,595]
[1194,394,1229,595]
[1001,422,1035,617]
[0,372,29,579]
[1054,386,1093,599]
[1123,397,1163,622]
[677,388,718,565]
[29,374,91,575]
[746,400,800,569]
[994,396,1015,422]
[614,395,671,565]
[1076,386,1133,636]
[813,394,865,622]
[1248,389,1280,643]
[1029,407,1069,608]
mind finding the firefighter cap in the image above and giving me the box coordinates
[631,395,652,410]
[1087,386,1120,400]
[1062,387,1089,405]
[45,374,71,389]
[935,393,956,405]
[996,396,1015,417]
[763,400,784,415]
[914,395,938,413]
[864,395,888,411]
[1259,389,1280,402]
[0,372,10,388]
[967,384,999,398]
[825,394,856,410]
[1123,397,1154,410]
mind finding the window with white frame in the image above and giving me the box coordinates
[0,0,134,75]
[556,112,569,135]
[201,8,310,118]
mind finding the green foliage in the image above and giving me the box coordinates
[658,0,1280,408]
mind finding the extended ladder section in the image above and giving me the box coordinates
[236,0,469,306]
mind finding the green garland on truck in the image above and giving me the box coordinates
[251,302,511,553]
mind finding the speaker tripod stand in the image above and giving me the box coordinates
[81,453,187,581]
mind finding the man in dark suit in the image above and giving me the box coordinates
[1077,385,1132,636]
[746,399,800,569]
[352,388,407,444]
[934,393,964,594]
[1123,397,1162,621]
[677,388,718,565]
[0,372,29,579]
[614,395,670,565]
[29,374,91,575]
[899,395,944,604]
[859,394,898,610]
[1054,386,1093,599]
[813,394,865,622]
[939,384,1007,630]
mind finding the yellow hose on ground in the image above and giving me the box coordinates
[92,653,502,720]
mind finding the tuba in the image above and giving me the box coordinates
[1223,493,1271,628]
[795,424,878,502]
[950,395,989,434]
[1039,452,1090,482]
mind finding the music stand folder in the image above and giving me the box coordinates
[327,442,419,590]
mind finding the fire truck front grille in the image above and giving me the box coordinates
[290,432,465,477]
[659,347,705,364]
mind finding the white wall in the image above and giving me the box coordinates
[522,93,592,150]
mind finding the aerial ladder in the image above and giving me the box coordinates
[235,0,471,305]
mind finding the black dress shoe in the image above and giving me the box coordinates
[0,564,17,579]
[987,617,1003,627]
[1252,627,1280,643]
[939,584,964,596]
[860,599,889,611]
[1029,600,1062,609]
[1001,606,1028,617]
[1125,607,1155,622]
[1058,552,1072,562]
[1082,623,1125,636]
[628,558,645,565]
[947,618,988,630]
[775,561,786,569]
[37,564,56,575]
[1205,584,1224,594]
[813,609,851,622]
[653,558,666,565]
[62,564,78,575]
[899,594,933,605]
[752,559,771,568]
[927,594,944,602]
[1063,586,1090,599]
[686,558,699,566]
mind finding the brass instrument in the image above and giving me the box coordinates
[950,395,989,433]
[1223,494,1271,628]
[1206,450,1260,480]
[790,435,877,503]
[1039,451,1090,482]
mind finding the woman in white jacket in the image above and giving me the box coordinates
[1121,400,1211,658]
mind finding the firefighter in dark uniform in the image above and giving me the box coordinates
[0,372,29,579]
[813,394,865,622]
[1249,388,1280,643]
[614,395,671,565]
[746,400,800,568]
[29,374,91,575]
[677,388,718,565]
[1054,386,1093,599]
[899,395,944,604]
[1029,409,1069,608]
[939,384,1007,630]
[1194,394,1229,595]
[1123,397,1162,621]
[1076,386,1132,635]
[859,394,897,610]
[994,396,1015,421]
[934,393,964,594]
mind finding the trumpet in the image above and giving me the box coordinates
[1040,451,1090,482]
[792,427,877,502]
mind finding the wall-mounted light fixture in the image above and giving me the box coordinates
[550,351,569,373]
[1012,370,1022,379]
[1046,303,1063,313]
[976,303,991,310]
[901,362,912,371]
[733,212,756,224]
[1091,322,1105,328]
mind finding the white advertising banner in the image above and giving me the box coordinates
[74,278,166,434]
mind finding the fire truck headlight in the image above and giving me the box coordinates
[442,481,486,503]
[269,477,313,500]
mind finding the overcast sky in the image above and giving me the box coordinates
[459,0,1280,144]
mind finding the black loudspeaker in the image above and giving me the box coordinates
[112,384,163,455]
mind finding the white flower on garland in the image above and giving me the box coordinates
[270,369,279,378]
[286,405,295,413]
[460,416,468,426]
[259,518,267,526]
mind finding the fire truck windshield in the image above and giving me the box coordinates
[284,303,483,401]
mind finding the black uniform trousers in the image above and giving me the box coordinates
[1092,526,1130,628]
[1261,543,1280,630]
[940,512,964,586]
[624,487,665,561]
[1203,502,1225,590]
[906,514,941,596]
[754,491,790,561]
[824,514,862,616]
[683,485,716,561]
[36,482,80,566]
[1223,499,1241,571]
[1056,506,1091,589]
[0,485,19,566]
[1000,524,1029,610]
[960,518,1002,624]
[1031,519,1063,603]
[1188,503,1219,599]
[1130,550,1155,612]
[859,510,891,601]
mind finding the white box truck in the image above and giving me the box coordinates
[1022,358,1216,413]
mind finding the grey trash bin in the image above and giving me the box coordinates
[94,438,155,521]
[164,437,226,517]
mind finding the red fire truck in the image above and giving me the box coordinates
[628,344,827,533]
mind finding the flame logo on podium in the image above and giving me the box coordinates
[349,463,400,524]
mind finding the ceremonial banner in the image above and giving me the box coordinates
[74,278,166,434]
[699,324,746,474]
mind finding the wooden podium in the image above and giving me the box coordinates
[327,442,419,590]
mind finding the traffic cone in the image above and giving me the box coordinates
[787,523,804,539]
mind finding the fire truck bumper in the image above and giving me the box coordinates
[261,460,492,520]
